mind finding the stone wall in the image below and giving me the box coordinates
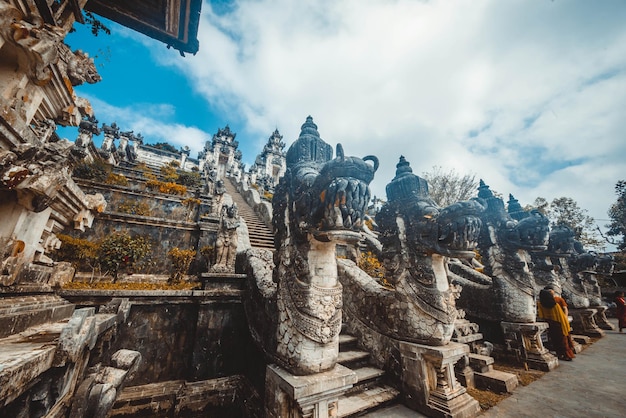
[61,290,264,385]
[62,178,219,276]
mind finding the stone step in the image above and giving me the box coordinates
[354,366,385,384]
[338,385,400,417]
[345,366,387,398]
[338,350,370,368]
[247,232,272,239]
[339,333,358,349]
[0,297,75,339]
[474,369,518,394]
[468,353,494,373]
[224,179,275,251]
[0,295,66,314]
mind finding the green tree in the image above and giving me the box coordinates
[422,166,478,207]
[606,180,626,250]
[98,232,151,280]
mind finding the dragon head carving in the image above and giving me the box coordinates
[273,116,378,249]
[377,156,483,274]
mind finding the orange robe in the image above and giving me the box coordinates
[537,299,575,360]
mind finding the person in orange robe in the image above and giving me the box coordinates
[537,288,575,361]
[614,291,626,333]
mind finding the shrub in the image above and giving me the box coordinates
[135,162,153,175]
[98,232,151,280]
[73,159,112,182]
[160,164,179,182]
[358,251,392,288]
[146,179,187,196]
[168,247,196,283]
[177,171,202,188]
[54,234,99,271]
[117,200,151,216]
[105,172,129,186]
[182,197,202,206]
[200,245,214,269]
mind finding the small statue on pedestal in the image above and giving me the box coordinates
[211,203,240,273]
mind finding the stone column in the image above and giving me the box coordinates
[276,233,346,375]
[500,322,558,371]
[264,363,356,418]
[399,341,480,418]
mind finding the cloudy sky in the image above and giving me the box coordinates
[61,0,625,245]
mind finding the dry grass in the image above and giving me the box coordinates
[62,281,200,291]
[467,362,547,411]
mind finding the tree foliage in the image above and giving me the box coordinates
[73,159,112,182]
[83,11,111,36]
[606,180,626,250]
[55,234,99,272]
[98,232,152,280]
[149,142,178,153]
[422,166,478,207]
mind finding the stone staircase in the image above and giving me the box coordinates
[223,180,275,250]
[337,331,400,417]
[0,295,75,338]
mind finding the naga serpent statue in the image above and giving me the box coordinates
[449,181,550,324]
[545,225,615,332]
[547,224,591,308]
[243,116,378,375]
[337,156,484,346]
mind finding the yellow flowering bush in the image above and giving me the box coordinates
[168,247,196,283]
[358,251,393,288]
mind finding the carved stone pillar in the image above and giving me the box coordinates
[570,308,605,337]
[276,232,349,375]
[399,341,480,418]
[264,363,356,418]
[500,322,558,371]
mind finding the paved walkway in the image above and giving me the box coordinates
[366,319,626,417]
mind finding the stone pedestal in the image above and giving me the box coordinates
[500,322,558,371]
[591,306,615,331]
[399,341,480,418]
[264,363,357,418]
[570,308,605,337]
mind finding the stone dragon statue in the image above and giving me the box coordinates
[449,181,550,324]
[544,225,615,332]
[243,116,378,375]
[337,156,484,346]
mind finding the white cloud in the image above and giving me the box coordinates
[140,0,624,237]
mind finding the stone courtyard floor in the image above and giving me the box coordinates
[366,318,626,417]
